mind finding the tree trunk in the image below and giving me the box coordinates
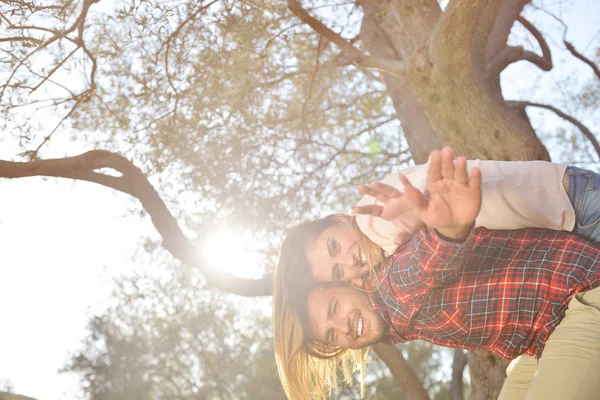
[450,349,467,400]
[359,0,443,163]
[357,1,549,397]
[468,350,511,400]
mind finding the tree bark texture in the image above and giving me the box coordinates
[468,350,511,400]
[450,349,467,400]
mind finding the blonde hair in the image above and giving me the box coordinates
[273,214,385,399]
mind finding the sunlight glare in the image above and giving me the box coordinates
[201,228,263,279]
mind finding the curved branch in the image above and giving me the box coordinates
[510,101,600,161]
[486,16,552,77]
[373,344,429,400]
[287,0,407,78]
[564,41,600,80]
[484,0,530,63]
[486,46,525,76]
[0,151,272,297]
[516,16,552,70]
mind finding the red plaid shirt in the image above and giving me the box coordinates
[366,226,600,359]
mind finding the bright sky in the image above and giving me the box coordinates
[0,2,599,399]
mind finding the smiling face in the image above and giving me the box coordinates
[306,284,387,349]
[305,219,370,283]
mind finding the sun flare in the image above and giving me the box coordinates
[201,228,263,278]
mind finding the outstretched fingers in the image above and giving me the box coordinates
[440,147,455,180]
[454,156,468,184]
[469,166,482,192]
[427,150,443,185]
[357,181,402,203]
[352,204,384,217]
[398,174,427,209]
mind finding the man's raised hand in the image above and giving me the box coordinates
[421,148,481,239]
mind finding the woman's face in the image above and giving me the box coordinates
[305,219,370,283]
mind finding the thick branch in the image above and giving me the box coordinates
[431,0,503,73]
[358,0,442,163]
[510,101,600,161]
[564,41,600,80]
[287,0,407,78]
[484,0,531,64]
[0,151,272,297]
[516,16,553,69]
[487,17,552,77]
[373,344,429,400]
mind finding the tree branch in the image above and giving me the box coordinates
[516,16,553,70]
[564,41,600,80]
[287,0,407,78]
[486,46,523,77]
[373,344,429,400]
[0,151,272,297]
[484,0,531,64]
[0,36,43,44]
[486,16,552,77]
[450,349,467,400]
[431,0,504,73]
[510,101,600,161]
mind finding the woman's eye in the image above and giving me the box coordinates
[331,333,337,344]
[333,301,339,316]
[332,240,339,255]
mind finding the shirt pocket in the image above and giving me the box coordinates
[414,307,470,342]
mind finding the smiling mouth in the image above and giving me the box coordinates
[357,315,363,338]
[356,247,367,268]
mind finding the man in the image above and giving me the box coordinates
[292,150,600,399]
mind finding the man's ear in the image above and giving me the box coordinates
[350,277,364,288]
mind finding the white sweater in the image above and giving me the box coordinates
[354,160,574,255]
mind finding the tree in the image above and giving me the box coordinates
[1,0,599,398]
[62,269,286,400]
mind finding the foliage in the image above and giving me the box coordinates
[1,0,409,236]
[63,267,285,400]
[2,0,600,399]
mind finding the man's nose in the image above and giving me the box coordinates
[338,252,356,267]
[332,316,351,335]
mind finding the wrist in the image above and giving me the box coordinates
[435,224,473,242]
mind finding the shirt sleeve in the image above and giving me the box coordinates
[386,226,474,301]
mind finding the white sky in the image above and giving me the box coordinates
[0,138,150,399]
[0,1,599,399]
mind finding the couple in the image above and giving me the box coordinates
[273,148,600,400]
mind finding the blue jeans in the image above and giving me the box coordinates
[567,165,600,243]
